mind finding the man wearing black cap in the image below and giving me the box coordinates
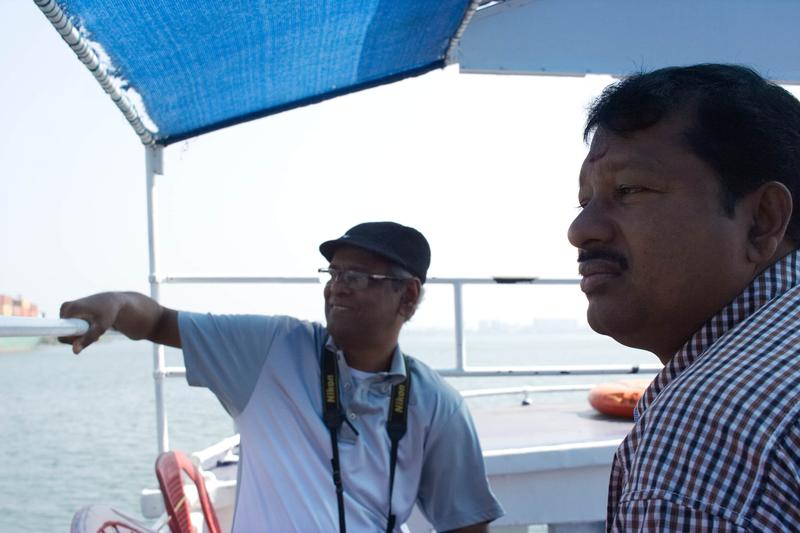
[60,221,503,533]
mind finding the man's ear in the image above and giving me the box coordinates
[745,181,793,264]
[398,279,421,321]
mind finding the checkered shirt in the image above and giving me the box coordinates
[607,250,800,532]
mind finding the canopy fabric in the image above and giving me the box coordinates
[40,0,474,146]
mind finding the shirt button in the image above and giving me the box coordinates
[348,412,357,421]
[344,382,352,391]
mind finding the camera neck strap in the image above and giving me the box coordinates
[321,345,411,533]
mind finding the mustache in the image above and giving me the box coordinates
[577,248,629,270]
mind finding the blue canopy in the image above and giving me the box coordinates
[38,0,474,146]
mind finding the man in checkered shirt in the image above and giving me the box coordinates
[569,64,800,531]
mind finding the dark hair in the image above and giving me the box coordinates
[585,63,800,243]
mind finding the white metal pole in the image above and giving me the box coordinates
[453,281,466,371]
[146,145,169,454]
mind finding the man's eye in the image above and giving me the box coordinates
[617,185,644,196]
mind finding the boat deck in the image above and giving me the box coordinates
[474,400,633,450]
[410,400,633,530]
[460,400,633,531]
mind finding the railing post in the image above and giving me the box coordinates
[453,281,466,371]
[146,145,169,454]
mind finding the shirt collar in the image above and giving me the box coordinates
[386,345,407,378]
[324,336,407,382]
[637,249,800,416]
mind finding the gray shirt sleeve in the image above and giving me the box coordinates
[178,311,296,417]
[416,399,504,530]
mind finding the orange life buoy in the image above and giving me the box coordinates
[588,379,652,419]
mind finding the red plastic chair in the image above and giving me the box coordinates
[155,451,222,533]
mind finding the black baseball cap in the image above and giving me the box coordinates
[319,222,431,283]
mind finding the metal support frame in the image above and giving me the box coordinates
[145,145,168,453]
[34,0,157,145]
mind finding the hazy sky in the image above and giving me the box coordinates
[1,3,631,328]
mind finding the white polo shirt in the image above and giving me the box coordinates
[179,312,503,532]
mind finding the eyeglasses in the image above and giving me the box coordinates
[318,267,408,290]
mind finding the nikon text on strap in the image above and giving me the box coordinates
[321,345,347,533]
[385,361,411,532]
[320,344,411,533]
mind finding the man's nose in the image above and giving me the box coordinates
[567,200,614,249]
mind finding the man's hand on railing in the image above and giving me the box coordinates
[59,292,181,353]
[59,292,124,353]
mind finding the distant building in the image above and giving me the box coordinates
[0,294,39,317]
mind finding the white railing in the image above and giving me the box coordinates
[0,316,88,337]
[157,274,660,377]
[0,278,663,385]
[460,384,595,406]
[0,301,661,381]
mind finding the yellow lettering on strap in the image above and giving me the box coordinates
[326,375,336,404]
[393,384,406,414]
